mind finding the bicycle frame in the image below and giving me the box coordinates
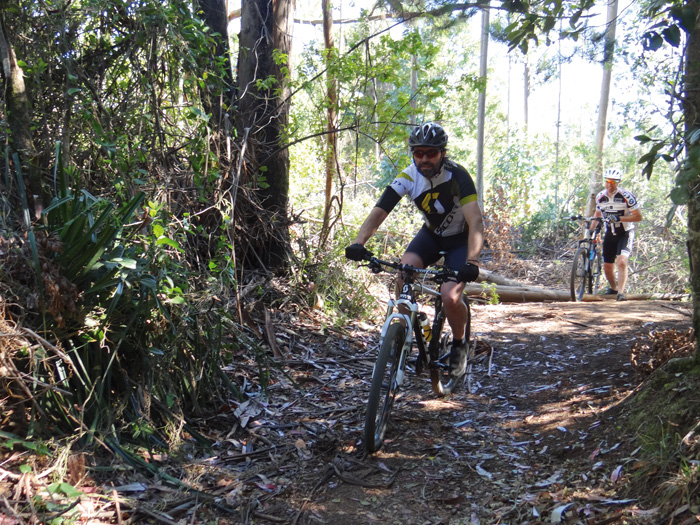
[577,229,600,269]
[378,275,442,382]
[361,256,469,452]
[568,215,607,301]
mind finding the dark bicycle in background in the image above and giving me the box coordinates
[567,215,610,301]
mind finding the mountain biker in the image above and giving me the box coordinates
[345,122,485,378]
[591,167,642,301]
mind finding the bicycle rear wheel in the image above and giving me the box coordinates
[365,322,406,453]
[570,247,589,301]
[430,295,471,397]
[591,249,603,294]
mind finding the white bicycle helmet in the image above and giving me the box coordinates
[603,167,622,181]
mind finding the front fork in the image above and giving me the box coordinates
[379,298,415,386]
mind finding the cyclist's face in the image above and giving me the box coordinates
[605,178,618,192]
[413,148,444,178]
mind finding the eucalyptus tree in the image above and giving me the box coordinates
[235,0,296,270]
[589,0,619,215]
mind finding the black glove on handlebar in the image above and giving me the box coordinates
[457,262,480,283]
[345,243,371,261]
[603,212,620,222]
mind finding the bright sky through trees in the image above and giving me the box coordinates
[229,0,658,141]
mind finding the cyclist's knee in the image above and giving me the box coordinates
[441,289,464,309]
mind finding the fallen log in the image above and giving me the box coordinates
[464,283,589,303]
[477,268,522,287]
[464,281,689,303]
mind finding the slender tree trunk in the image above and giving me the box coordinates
[0,10,43,220]
[555,29,562,207]
[410,55,418,125]
[476,3,489,209]
[235,0,296,270]
[198,0,234,129]
[507,54,511,137]
[320,0,337,247]
[683,1,700,359]
[589,0,618,215]
[523,53,529,134]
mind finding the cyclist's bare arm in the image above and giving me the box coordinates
[352,207,389,245]
[590,210,603,231]
[462,200,484,265]
[619,208,642,223]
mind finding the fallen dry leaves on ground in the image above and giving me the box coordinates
[0,269,694,524]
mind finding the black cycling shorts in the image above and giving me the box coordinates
[602,229,635,263]
[405,225,468,271]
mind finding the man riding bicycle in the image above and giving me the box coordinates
[345,122,485,378]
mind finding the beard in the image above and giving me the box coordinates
[417,162,440,178]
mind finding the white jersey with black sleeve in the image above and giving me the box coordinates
[375,160,478,238]
[595,187,639,234]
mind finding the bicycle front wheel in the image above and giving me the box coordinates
[591,249,603,295]
[570,247,589,301]
[365,322,406,453]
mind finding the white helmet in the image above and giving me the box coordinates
[603,168,622,182]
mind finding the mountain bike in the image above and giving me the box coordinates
[358,254,472,453]
[567,215,608,301]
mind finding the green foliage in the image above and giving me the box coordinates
[292,224,379,323]
[11,0,224,195]
[502,0,597,53]
[0,431,50,455]
[0,156,244,450]
[290,18,468,192]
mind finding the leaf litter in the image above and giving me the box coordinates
[154,298,688,524]
[0,296,692,524]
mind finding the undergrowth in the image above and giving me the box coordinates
[622,351,700,520]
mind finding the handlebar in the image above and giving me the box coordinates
[363,255,459,284]
[565,215,611,223]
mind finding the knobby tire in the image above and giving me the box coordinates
[570,247,589,301]
[365,322,406,453]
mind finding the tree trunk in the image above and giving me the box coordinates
[475,3,489,209]
[320,0,337,247]
[0,10,43,220]
[589,0,618,216]
[465,281,687,303]
[198,0,234,129]
[235,0,296,270]
[683,2,700,361]
[523,53,529,134]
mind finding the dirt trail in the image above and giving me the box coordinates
[207,299,692,525]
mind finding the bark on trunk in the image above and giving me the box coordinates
[475,3,489,209]
[198,0,234,129]
[320,0,338,247]
[589,0,618,216]
[683,1,700,359]
[0,10,43,218]
[235,0,296,270]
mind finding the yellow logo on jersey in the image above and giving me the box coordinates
[421,192,439,213]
